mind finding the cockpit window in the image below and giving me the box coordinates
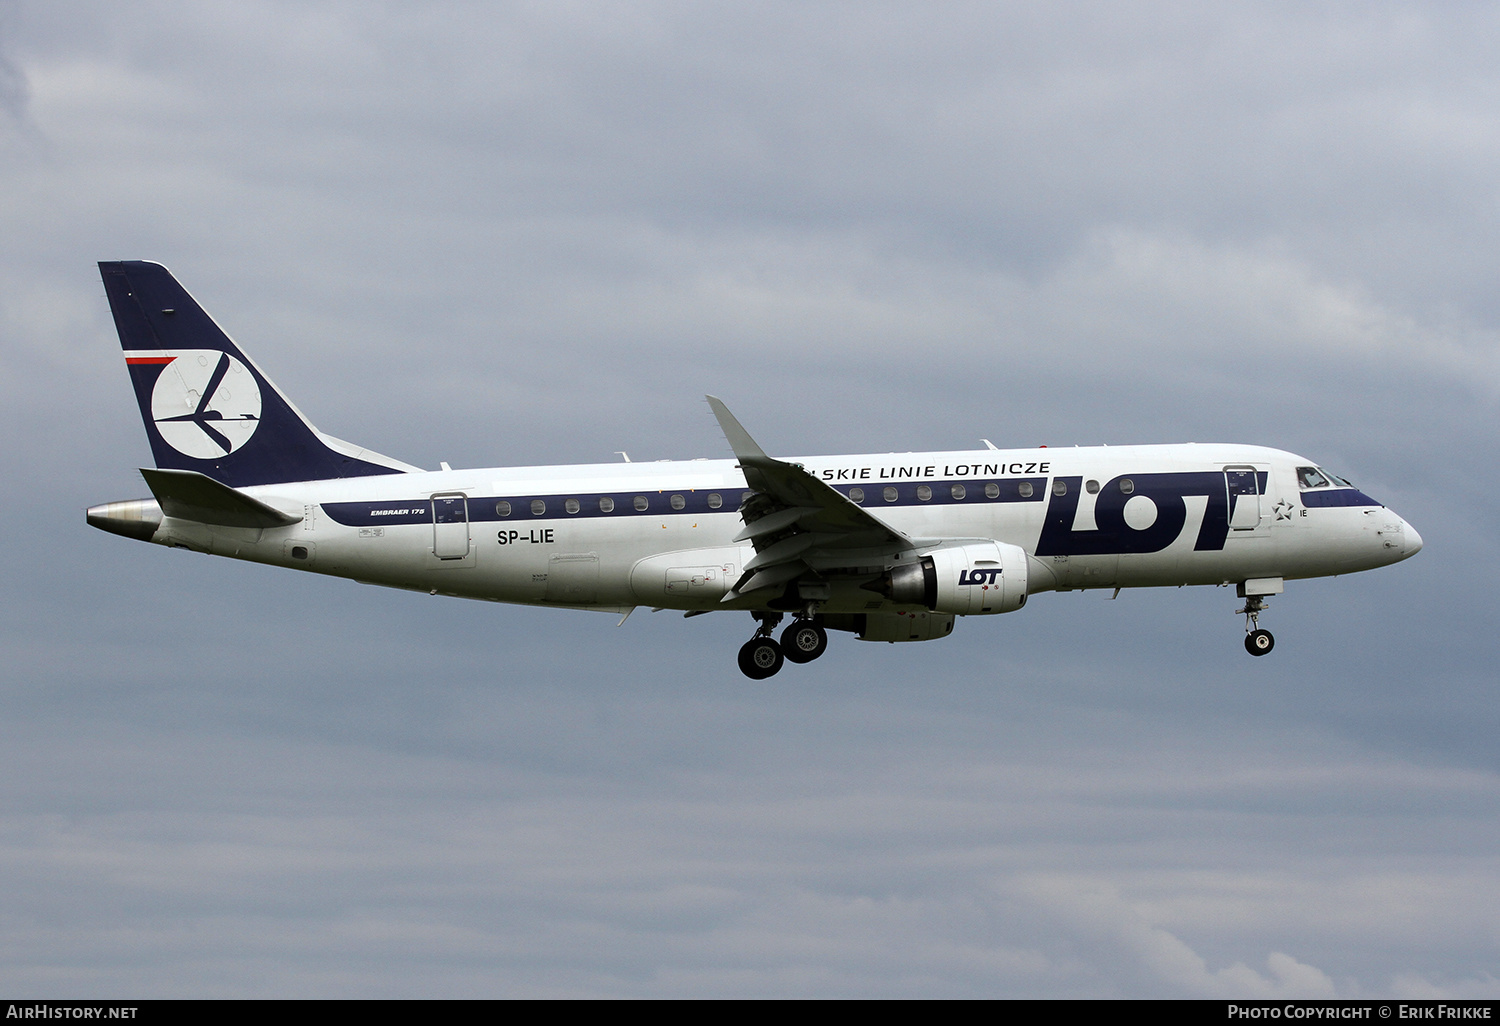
[1298,466,1357,490]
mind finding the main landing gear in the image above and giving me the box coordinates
[1238,595,1275,656]
[781,619,828,663]
[737,612,828,678]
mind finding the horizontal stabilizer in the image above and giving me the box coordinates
[140,468,302,528]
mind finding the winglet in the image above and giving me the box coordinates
[706,395,770,463]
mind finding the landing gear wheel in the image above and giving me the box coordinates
[780,621,828,663]
[738,637,785,679]
[1245,629,1275,656]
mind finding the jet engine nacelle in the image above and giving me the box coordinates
[876,540,1029,616]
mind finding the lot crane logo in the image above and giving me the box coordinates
[143,350,263,458]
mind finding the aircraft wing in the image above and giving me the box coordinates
[706,396,915,600]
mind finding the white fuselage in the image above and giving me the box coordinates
[137,442,1421,616]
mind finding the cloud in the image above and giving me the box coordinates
[1016,875,1338,997]
[0,56,24,125]
[0,6,27,125]
[1391,972,1500,1000]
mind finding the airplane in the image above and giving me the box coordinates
[86,261,1424,678]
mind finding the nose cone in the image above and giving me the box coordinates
[1402,520,1423,559]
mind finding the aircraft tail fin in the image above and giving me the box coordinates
[98,261,419,487]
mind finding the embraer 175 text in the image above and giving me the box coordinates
[87,262,1423,677]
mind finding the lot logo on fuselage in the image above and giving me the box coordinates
[145,350,263,458]
[1036,472,1252,556]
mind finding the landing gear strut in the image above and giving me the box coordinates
[1237,595,1275,656]
[738,612,785,679]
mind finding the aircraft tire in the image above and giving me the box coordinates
[1245,629,1275,656]
[780,621,828,664]
[738,637,785,679]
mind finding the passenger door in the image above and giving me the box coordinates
[1225,466,1265,531]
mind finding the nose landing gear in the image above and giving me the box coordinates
[1245,627,1274,655]
[1238,595,1275,656]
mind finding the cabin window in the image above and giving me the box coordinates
[916,485,932,501]
[530,499,546,516]
[670,494,686,510]
[599,497,615,512]
[1119,478,1134,495]
[1297,467,1330,489]
[951,484,966,500]
[564,498,580,514]
[1086,479,1100,494]
[883,486,899,502]
[1017,482,1032,498]
[986,482,1001,499]
[707,493,722,509]
[1052,480,1067,497]
[495,501,512,517]
[848,487,864,503]
[634,495,649,511]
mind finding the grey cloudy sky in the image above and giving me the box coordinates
[1,0,1497,997]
